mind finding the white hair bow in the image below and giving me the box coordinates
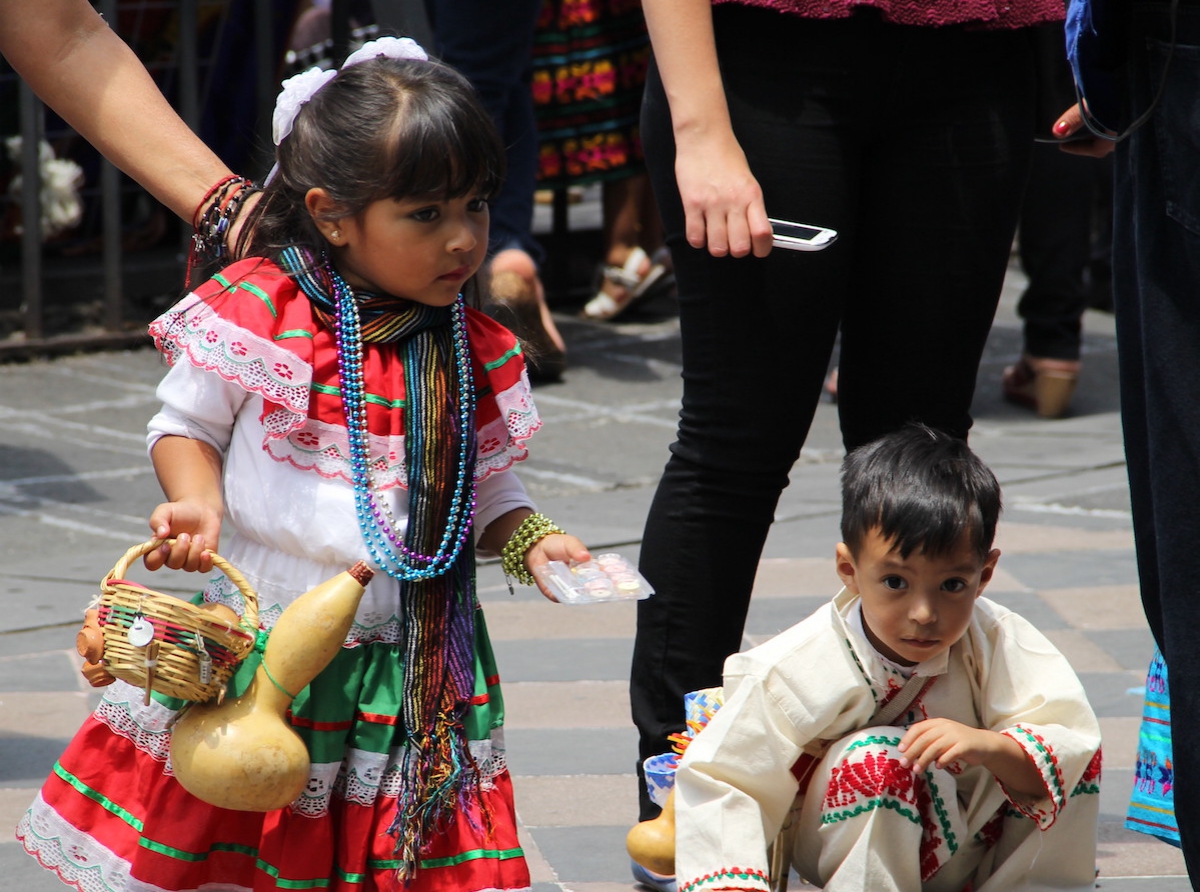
[271,36,431,147]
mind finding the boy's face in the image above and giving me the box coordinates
[835,527,1000,667]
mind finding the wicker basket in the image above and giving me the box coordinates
[97,539,259,703]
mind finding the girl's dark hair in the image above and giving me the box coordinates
[235,53,505,287]
[840,423,1002,562]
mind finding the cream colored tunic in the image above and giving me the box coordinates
[674,589,1101,892]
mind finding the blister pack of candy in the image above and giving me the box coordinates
[533,553,655,604]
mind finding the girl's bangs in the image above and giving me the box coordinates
[380,96,504,201]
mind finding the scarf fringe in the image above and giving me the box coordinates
[388,710,492,879]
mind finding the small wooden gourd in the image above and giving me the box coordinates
[169,561,374,811]
[626,788,677,876]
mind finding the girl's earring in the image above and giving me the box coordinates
[330,230,341,242]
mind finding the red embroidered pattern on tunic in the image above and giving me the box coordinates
[821,738,958,881]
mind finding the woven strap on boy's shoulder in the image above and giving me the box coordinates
[873,673,935,727]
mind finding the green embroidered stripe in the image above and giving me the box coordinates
[1010,725,1066,802]
[275,328,315,341]
[842,636,874,701]
[139,837,257,862]
[237,279,275,316]
[680,866,771,892]
[310,381,405,408]
[212,272,237,295]
[821,795,924,827]
[925,768,959,854]
[53,763,143,832]
[842,734,901,754]
[253,857,332,889]
[483,344,523,371]
[365,392,405,409]
[209,273,277,317]
[417,846,524,869]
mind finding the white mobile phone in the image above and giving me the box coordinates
[769,218,838,252]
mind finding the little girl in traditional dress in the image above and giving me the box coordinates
[18,37,589,892]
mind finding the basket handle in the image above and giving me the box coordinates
[104,538,260,634]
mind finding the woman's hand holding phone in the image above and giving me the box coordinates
[674,127,774,258]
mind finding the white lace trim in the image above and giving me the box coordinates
[205,574,403,644]
[19,793,200,892]
[281,731,507,816]
[156,299,539,488]
[151,296,311,424]
[262,384,538,488]
[94,682,178,763]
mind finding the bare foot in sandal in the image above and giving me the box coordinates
[485,249,567,382]
[581,245,671,321]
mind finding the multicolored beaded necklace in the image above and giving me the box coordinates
[327,260,478,581]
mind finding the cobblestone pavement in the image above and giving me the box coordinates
[0,260,1189,891]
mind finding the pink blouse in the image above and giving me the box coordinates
[714,0,1063,29]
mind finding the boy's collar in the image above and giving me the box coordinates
[832,587,950,678]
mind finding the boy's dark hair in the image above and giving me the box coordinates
[237,53,505,291]
[840,424,1001,562]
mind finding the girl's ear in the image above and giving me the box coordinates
[835,542,860,594]
[305,188,344,244]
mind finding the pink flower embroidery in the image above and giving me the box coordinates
[273,362,294,380]
[229,341,248,357]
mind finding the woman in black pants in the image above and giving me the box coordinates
[631,0,1048,824]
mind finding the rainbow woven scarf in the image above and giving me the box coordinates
[281,246,484,877]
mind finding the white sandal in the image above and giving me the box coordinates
[581,246,669,321]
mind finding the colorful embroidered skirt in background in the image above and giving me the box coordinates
[531,0,652,188]
[1126,648,1181,846]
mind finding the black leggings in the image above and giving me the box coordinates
[631,6,1036,817]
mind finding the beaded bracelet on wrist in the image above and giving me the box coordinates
[186,175,259,288]
[501,513,565,587]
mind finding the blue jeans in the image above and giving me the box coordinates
[1114,2,1200,881]
[630,6,1036,819]
[424,0,544,262]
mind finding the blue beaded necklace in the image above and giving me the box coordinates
[328,262,477,581]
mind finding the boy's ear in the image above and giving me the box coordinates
[835,542,860,594]
[975,548,1002,597]
[305,188,344,244]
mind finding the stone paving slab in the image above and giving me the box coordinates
[0,262,1191,890]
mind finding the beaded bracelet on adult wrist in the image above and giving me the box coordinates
[186,174,258,288]
[501,513,565,587]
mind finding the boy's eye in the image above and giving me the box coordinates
[411,207,440,222]
[467,197,489,213]
[941,579,967,593]
[882,576,906,591]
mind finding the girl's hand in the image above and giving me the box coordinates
[145,500,222,573]
[674,129,774,259]
[524,533,591,602]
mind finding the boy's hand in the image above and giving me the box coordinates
[524,533,590,602]
[898,718,1046,798]
[145,500,222,573]
[897,718,1000,774]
